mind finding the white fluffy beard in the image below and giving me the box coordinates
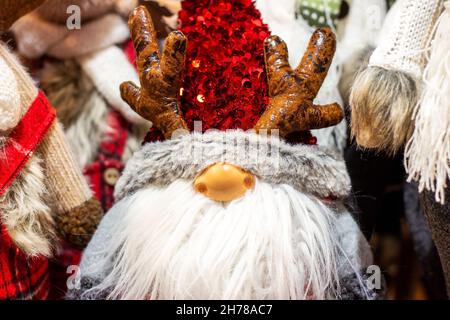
[85,179,345,300]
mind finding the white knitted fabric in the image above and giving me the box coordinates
[369,0,444,79]
[0,44,37,119]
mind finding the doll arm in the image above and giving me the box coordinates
[38,121,104,249]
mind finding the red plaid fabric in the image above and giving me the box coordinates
[0,225,49,300]
[48,243,81,299]
[84,110,128,211]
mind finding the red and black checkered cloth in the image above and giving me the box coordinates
[0,225,50,300]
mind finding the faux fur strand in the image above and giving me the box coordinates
[405,5,450,204]
[0,155,56,257]
[115,131,352,201]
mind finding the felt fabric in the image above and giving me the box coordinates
[12,13,129,60]
[12,12,146,126]
[0,0,45,32]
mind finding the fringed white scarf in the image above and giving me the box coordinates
[405,4,450,204]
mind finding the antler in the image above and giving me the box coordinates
[120,5,188,139]
[254,28,344,137]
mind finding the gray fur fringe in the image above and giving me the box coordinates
[115,130,352,201]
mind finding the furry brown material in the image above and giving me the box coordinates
[350,66,418,154]
[55,197,103,249]
[0,154,56,257]
[41,60,93,126]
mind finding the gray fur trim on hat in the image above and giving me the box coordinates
[114,130,351,201]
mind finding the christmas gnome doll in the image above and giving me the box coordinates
[11,0,149,211]
[0,0,103,299]
[68,3,380,300]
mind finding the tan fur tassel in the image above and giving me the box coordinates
[349,0,443,154]
[339,47,374,106]
[406,4,450,204]
[350,66,418,153]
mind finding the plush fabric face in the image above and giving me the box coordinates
[76,178,370,300]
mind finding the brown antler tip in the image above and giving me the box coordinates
[129,5,152,29]
[265,35,283,46]
[130,4,147,17]
[311,27,336,47]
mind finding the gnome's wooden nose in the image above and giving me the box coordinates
[194,163,255,202]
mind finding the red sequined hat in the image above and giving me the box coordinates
[145,0,317,145]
